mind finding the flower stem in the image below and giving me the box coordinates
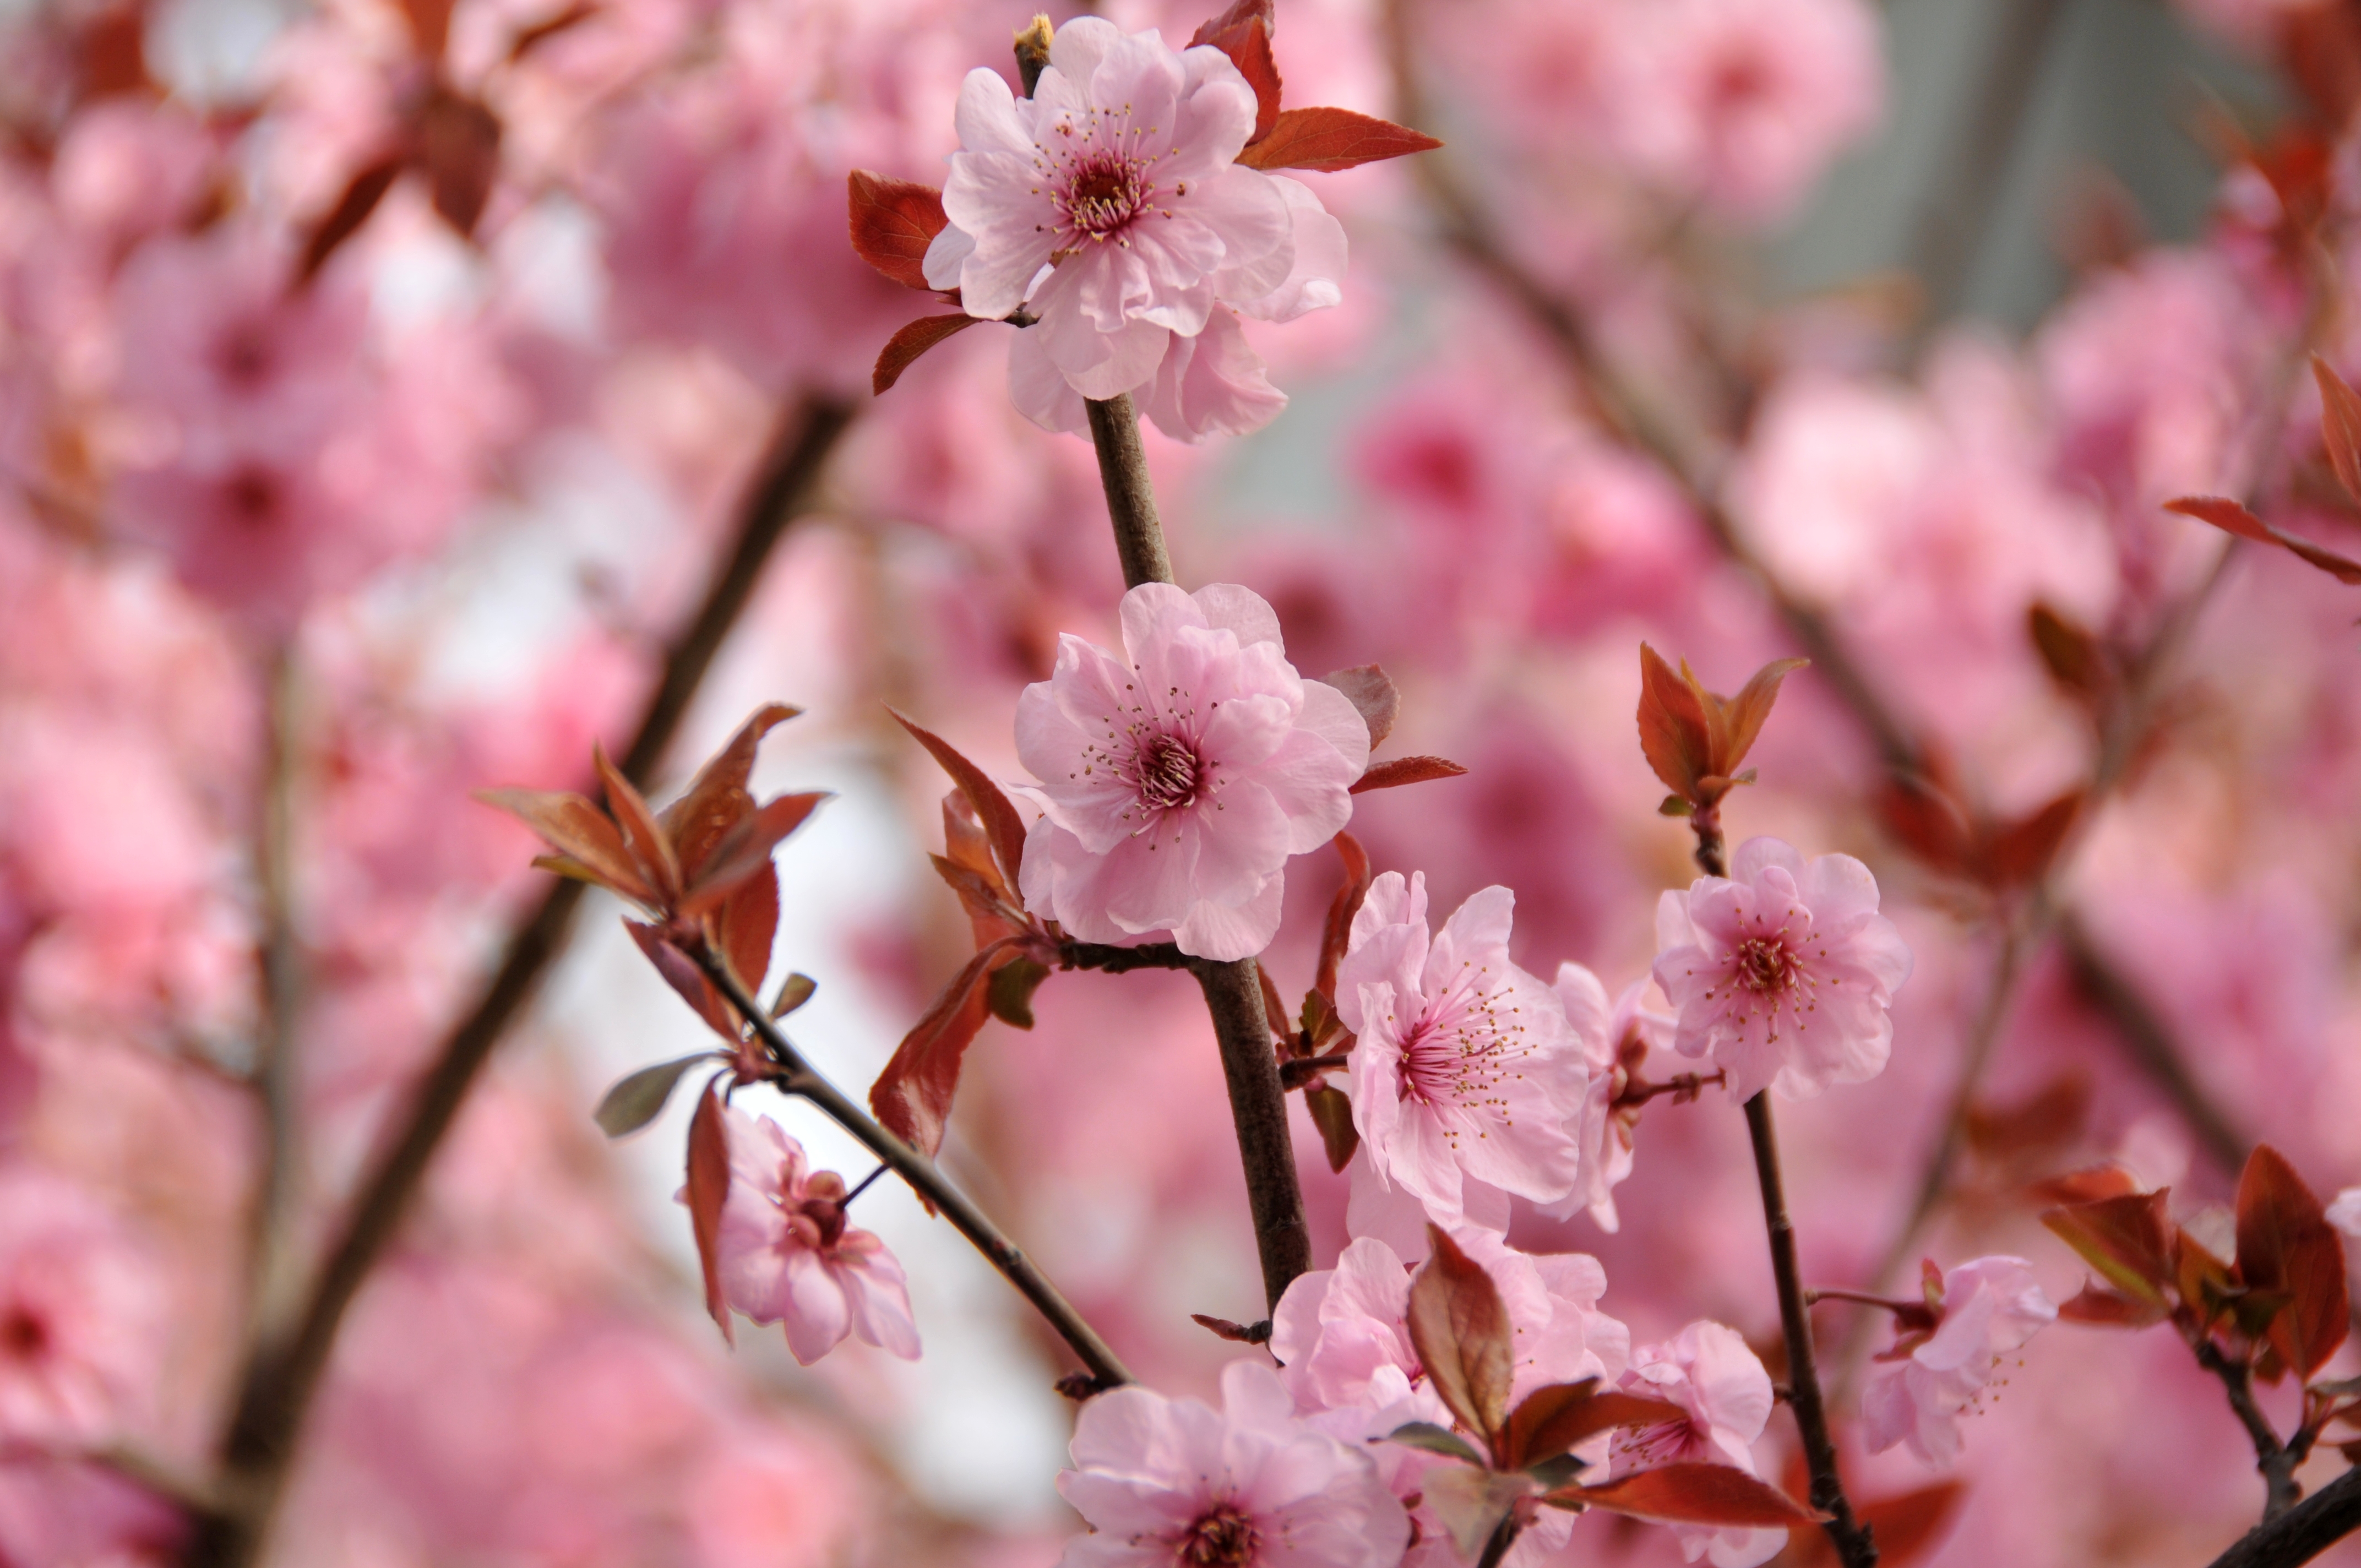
[695,948,1133,1390]
[2194,1337,2304,1523]
[1743,1092,1877,1568]
[1475,1515,1523,1568]
[184,395,856,1568]
[1082,391,1315,1317]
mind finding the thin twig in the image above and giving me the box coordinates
[185,396,855,1568]
[1081,391,1314,1316]
[246,644,305,1337]
[697,947,1133,1390]
[2206,1465,2361,1568]
[1745,1093,1878,1568]
[2194,1337,2304,1523]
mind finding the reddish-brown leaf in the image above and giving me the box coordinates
[1504,1381,1688,1471]
[595,743,682,907]
[874,313,981,395]
[507,0,598,62]
[679,793,830,916]
[1407,1225,1515,1450]
[478,786,656,906]
[2042,1190,2175,1306]
[626,919,737,1041]
[2167,495,2361,586]
[1304,1082,1358,1172]
[1319,665,1401,750]
[2028,602,2109,701]
[1874,774,1976,879]
[1990,789,2083,889]
[1718,657,1809,775]
[2026,1163,2145,1206]
[1189,0,1282,143]
[869,938,1025,1157]
[1256,964,1292,1048]
[715,868,779,1001]
[396,0,456,57]
[660,703,801,880]
[1316,831,1374,1000]
[1962,1071,2091,1163]
[1561,1464,1825,1527]
[984,956,1051,1028]
[890,710,1029,891]
[2315,355,2361,505]
[1638,643,1713,803]
[686,1077,734,1343]
[417,87,503,237]
[1234,106,1442,172]
[299,156,402,284]
[1858,1482,1967,1568]
[2235,1144,2350,1380]
[848,170,950,291]
[2054,1282,2170,1329]
[1350,755,1468,793]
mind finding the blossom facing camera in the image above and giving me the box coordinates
[1863,1256,2055,1467]
[1652,837,1912,1102]
[1014,582,1367,961]
[1055,1359,1410,1568]
[925,17,1345,438]
[1338,872,1591,1224]
[710,1104,919,1366]
[1614,1321,1786,1568]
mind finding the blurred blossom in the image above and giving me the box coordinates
[1863,1256,2057,1467]
[0,1164,166,1448]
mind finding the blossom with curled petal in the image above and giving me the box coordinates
[1057,1359,1409,1568]
[1652,837,1912,1102]
[1863,1256,2055,1466]
[711,1104,920,1366]
[1533,970,1672,1233]
[1339,872,1591,1224]
[1014,582,1367,962]
[1614,1321,1785,1568]
[926,18,1345,439]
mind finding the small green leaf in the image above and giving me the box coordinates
[1525,1453,1586,1490]
[594,1053,716,1137]
[1381,1422,1486,1467]
[770,972,817,1017]
[1658,794,1693,818]
[985,956,1051,1028]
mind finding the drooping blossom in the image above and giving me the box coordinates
[1863,1257,2056,1467]
[709,1104,920,1366]
[1056,1358,1410,1568]
[1533,971,1671,1233]
[1614,1321,1785,1568]
[1652,837,1912,1102]
[925,17,1345,438]
[1014,582,1367,961]
[1339,872,1590,1222]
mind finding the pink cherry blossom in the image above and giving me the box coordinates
[1614,1320,1785,1568]
[710,1104,920,1366]
[1864,1256,2056,1467]
[1533,972,1669,1233]
[1014,582,1367,961]
[0,1164,165,1447]
[924,18,1344,433]
[1056,1358,1409,1568]
[1652,837,1912,1102]
[1339,872,1591,1222]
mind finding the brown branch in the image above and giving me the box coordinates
[698,947,1134,1390]
[246,644,305,1336]
[1746,1092,1877,1568]
[2194,1337,2304,1523]
[184,395,855,1568]
[1081,392,1314,1317]
[2206,1465,2361,1568]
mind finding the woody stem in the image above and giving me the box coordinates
[1745,1092,1877,1568]
[695,948,1133,1390]
[1086,392,1313,1316]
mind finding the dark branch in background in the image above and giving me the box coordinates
[184,395,855,1568]
[2206,1466,2361,1568]
[246,645,306,1338]
[2061,911,2248,1172]
[1082,390,1314,1316]
[1900,0,2072,341]
[695,948,1134,1390]
[1745,1093,1879,1568]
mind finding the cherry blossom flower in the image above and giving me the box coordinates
[1614,1321,1785,1568]
[1014,582,1367,961]
[0,1165,164,1447]
[1339,872,1591,1222]
[1056,1358,1410,1568]
[924,18,1345,437]
[1533,971,1671,1233]
[1864,1257,2056,1467]
[1652,837,1912,1102]
[709,1104,919,1366]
